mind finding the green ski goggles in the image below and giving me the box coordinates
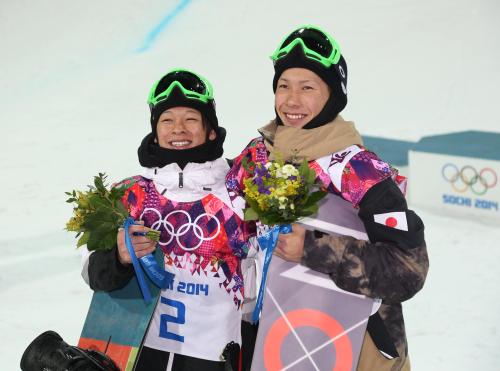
[270,25,342,68]
[147,69,214,107]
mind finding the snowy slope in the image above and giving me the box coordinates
[1,1,499,370]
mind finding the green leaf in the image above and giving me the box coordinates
[86,232,100,251]
[93,173,108,194]
[76,231,90,248]
[244,207,259,221]
[109,186,127,201]
[102,232,117,250]
[115,202,129,216]
[299,203,319,216]
[298,160,309,176]
[88,194,113,210]
[83,211,115,230]
[245,197,263,215]
[308,190,327,204]
[306,167,316,184]
[95,221,117,235]
[85,224,117,252]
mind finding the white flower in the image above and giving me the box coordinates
[278,196,287,209]
[276,169,286,179]
[282,164,299,177]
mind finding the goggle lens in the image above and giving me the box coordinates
[280,27,333,59]
[154,71,207,97]
[148,69,213,106]
[271,25,341,68]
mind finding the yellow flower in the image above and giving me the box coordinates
[77,191,90,208]
[285,181,300,195]
[66,213,83,232]
[257,198,269,211]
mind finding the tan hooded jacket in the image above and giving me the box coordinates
[254,117,427,371]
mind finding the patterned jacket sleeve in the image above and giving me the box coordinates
[302,150,429,303]
[226,138,266,201]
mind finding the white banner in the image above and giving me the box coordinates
[409,151,500,224]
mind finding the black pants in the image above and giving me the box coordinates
[241,321,259,371]
[135,346,225,371]
[135,321,258,371]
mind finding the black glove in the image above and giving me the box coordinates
[20,330,119,371]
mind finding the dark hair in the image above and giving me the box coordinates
[202,116,216,140]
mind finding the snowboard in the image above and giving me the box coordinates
[78,250,162,371]
[251,193,379,371]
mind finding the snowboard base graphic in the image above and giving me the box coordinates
[251,193,378,371]
[78,256,160,370]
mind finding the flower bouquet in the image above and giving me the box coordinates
[241,157,326,321]
[242,158,326,224]
[65,173,159,250]
[66,173,170,303]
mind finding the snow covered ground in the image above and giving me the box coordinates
[1,1,499,370]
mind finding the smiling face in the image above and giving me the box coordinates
[156,106,216,150]
[274,68,330,128]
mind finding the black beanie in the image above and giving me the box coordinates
[150,85,219,136]
[272,44,348,129]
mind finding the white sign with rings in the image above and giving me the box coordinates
[140,208,221,251]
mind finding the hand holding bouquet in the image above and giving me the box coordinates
[241,156,326,321]
[66,173,169,303]
[65,173,159,251]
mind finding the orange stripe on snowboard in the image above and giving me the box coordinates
[78,337,136,370]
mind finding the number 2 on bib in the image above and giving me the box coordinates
[159,297,185,342]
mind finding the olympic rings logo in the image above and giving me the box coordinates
[140,208,221,251]
[441,163,497,195]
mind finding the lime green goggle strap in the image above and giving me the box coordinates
[147,69,214,107]
[270,25,342,68]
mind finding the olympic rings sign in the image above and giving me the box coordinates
[441,163,497,195]
[140,208,221,251]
